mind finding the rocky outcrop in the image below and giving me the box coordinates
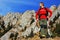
[0,5,60,40]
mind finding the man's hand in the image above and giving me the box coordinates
[37,19,38,21]
[35,19,38,22]
[47,16,50,21]
[47,16,49,19]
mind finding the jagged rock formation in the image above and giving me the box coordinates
[0,5,60,40]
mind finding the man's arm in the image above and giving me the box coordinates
[35,9,40,28]
[36,9,40,21]
[46,8,52,18]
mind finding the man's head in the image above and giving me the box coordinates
[40,2,44,7]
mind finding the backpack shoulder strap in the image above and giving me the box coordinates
[39,7,47,11]
[44,7,49,16]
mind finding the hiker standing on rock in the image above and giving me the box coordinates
[36,2,52,38]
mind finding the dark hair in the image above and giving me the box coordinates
[40,2,44,6]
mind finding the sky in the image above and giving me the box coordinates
[0,0,60,16]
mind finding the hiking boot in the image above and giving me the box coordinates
[42,35,46,37]
[40,35,46,39]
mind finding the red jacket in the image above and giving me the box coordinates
[36,8,52,20]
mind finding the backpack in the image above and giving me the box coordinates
[38,7,48,20]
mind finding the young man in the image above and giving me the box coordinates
[36,2,52,38]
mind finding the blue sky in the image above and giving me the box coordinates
[0,0,60,16]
